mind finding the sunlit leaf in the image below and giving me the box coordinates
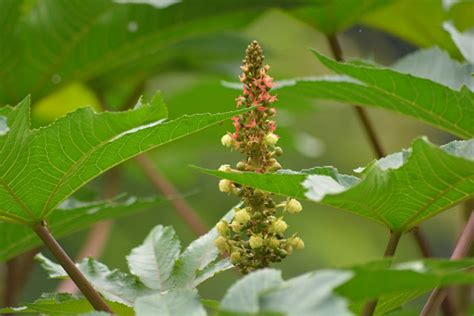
[127,225,181,290]
[443,22,474,64]
[219,269,353,316]
[392,47,474,91]
[37,255,153,306]
[134,289,206,316]
[0,93,248,224]
[172,207,235,288]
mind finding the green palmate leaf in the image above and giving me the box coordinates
[172,207,235,288]
[134,289,206,316]
[337,259,474,315]
[0,0,308,104]
[287,0,393,35]
[275,51,474,138]
[361,0,474,56]
[217,259,474,316]
[37,208,237,306]
[198,137,474,231]
[0,0,398,104]
[0,93,248,224]
[36,253,68,279]
[444,22,474,64]
[392,47,474,91]
[37,255,153,306]
[0,293,133,315]
[0,196,162,261]
[126,225,181,291]
[219,269,353,316]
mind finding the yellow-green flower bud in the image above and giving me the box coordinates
[216,220,229,236]
[249,235,264,249]
[230,222,242,233]
[291,237,305,250]
[230,251,241,264]
[285,244,293,255]
[273,147,283,156]
[218,164,232,172]
[264,133,279,145]
[271,219,288,234]
[236,161,247,170]
[286,199,302,213]
[268,158,282,171]
[266,237,280,248]
[218,179,233,193]
[214,236,228,253]
[221,134,233,147]
[235,209,251,224]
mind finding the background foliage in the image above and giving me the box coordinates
[0,0,473,314]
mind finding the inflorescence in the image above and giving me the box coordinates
[215,41,304,274]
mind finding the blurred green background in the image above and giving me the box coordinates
[0,0,472,307]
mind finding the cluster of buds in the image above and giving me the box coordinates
[215,41,304,274]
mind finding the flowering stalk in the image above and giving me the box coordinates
[215,41,304,274]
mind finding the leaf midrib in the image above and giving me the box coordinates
[400,172,474,231]
[40,110,158,218]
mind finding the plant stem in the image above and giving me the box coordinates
[325,35,454,311]
[57,168,120,293]
[99,84,208,237]
[135,154,208,235]
[326,34,385,158]
[361,231,402,316]
[32,221,112,313]
[421,211,474,316]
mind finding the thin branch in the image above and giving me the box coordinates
[421,211,474,316]
[116,83,209,236]
[134,154,208,236]
[57,168,120,293]
[32,222,112,313]
[412,226,457,315]
[457,199,474,315]
[361,231,403,316]
[411,226,433,258]
[326,34,386,157]
[111,82,209,237]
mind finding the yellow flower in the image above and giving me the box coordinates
[218,179,233,193]
[264,133,279,145]
[235,209,251,224]
[249,235,263,249]
[216,220,229,236]
[291,237,305,250]
[271,219,288,234]
[286,199,302,213]
[221,134,233,147]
